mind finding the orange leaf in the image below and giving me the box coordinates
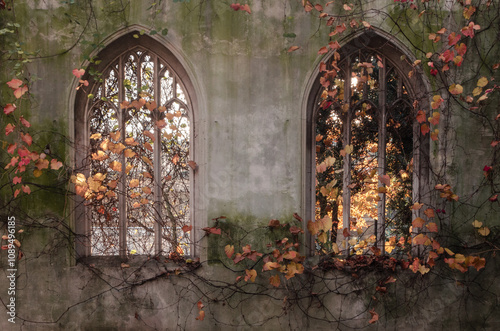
[412,217,425,228]
[50,159,63,170]
[224,245,234,259]
[424,208,435,218]
[5,123,15,136]
[420,123,430,135]
[416,110,426,123]
[129,179,139,188]
[195,310,205,321]
[426,222,438,232]
[369,309,379,324]
[13,85,28,99]
[269,274,280,287]
[449,84,463,95]
[244,269,257,282]
[182,225,192,233]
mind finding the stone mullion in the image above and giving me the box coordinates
[376,57,387,253]
[342,57,352,255]
[153,55,163,255]
[118,55,127,258]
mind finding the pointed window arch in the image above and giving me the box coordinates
[74,32,197,258]
[306,33,429,256]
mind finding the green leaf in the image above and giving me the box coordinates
[161,28,169,36]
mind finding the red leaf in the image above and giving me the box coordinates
[420,123,430,135]
[5,123,15,136]
[22,185,31,194]
[241,4,251,14]
[72,68,85,78]
[21,133,32,146]
[448,32,461,46]
[318,46,328,55]
[455,43,467,56]
[369,309,379,324]
[230,3,240,11]
[416,110,426,123]
[19,116,31,128]
[182,225,192,233]
[7,143,17,154]
[13,176,22,185]
[3,103,16,115]
[7,78,23,90]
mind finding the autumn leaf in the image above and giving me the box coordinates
[269,274,280,287]
[263,261,280,271]
[477,76,488,87]
[420,124,430,135]
[416,110,426,123]
[5,123,15,136]
[188,160,197,170]
[7,78,23,90]
[20,132,32,146]
[478,227,490,236]
[72,68,85,78]
[449,84,463,95]
[225,245,234,259]
[412,217,425,228]
[448,32,461,46]
[426,222,438,232]
[129,178,139,188]
[461,22,480,38]
[3,103,16,115]
[182,225,192,233]
[50,159,63,170]
[431,95,443,110]
[195,310,205,321]
[244,269,257,282]
[369,309,379,324]
[22,185,31,194]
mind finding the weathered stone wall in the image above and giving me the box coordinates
[1,0,499,330]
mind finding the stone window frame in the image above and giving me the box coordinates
[303,31,431,255]
[73,31,200,259]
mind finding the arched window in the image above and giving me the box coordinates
[306,33,429,256]
[74,32,196,258]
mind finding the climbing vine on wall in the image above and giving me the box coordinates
[0,0,500,328]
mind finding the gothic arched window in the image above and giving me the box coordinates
[74,33,196,258]
[307,33,429,256]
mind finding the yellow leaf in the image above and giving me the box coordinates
[90,133,102,140]
[477,76,488,87]
[449,84,463,95]
[244,269,257,282]
[224,245,234,259]
[445,248,454,256]
[478,227,490,236]
[124,149,136,158]
[109,161,122,172]
[472,87,482,96]
[129,179,139,188]
[472,220,483,228]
